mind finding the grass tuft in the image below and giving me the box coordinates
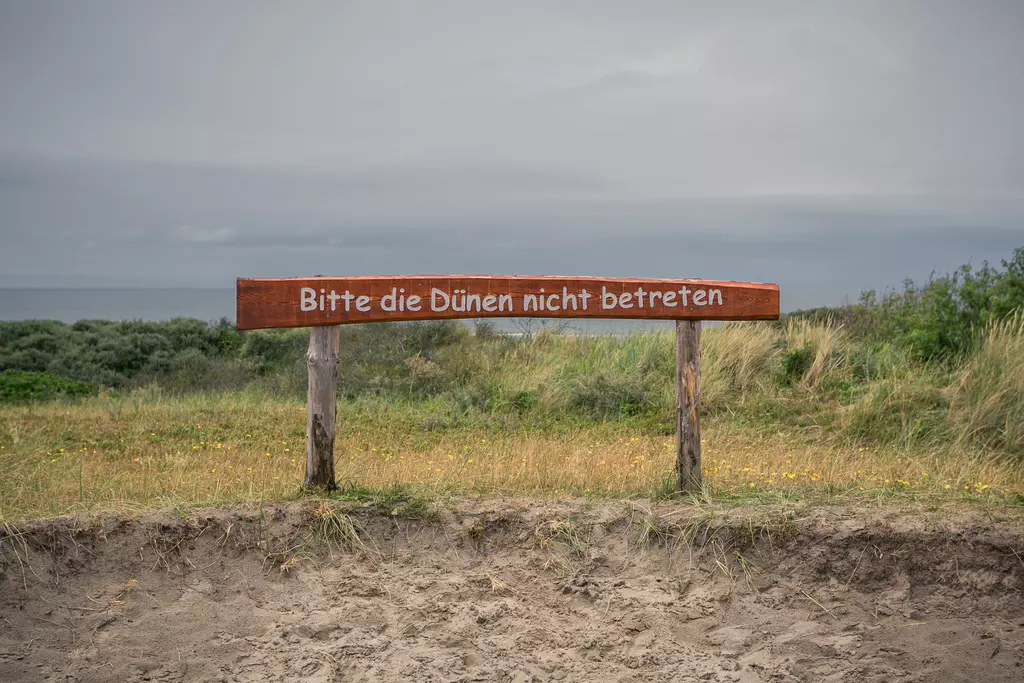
[307,502,368,558]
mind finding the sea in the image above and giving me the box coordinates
[0,288,677,333]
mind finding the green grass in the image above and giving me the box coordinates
[0,384,1021,522]
[2,310,1024,520]
[0,370,98,403]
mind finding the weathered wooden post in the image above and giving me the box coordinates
[304,325,340,490]
[675,320,702,493]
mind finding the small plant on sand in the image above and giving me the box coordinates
[536,517,591,579]
[307,502,367,558]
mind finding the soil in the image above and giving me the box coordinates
[2,498,1023,682]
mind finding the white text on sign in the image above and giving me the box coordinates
[299,285,725,315]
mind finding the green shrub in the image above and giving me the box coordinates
[780,347,813,386]
[568,371,655,419]
[238,328,308,376]
[0,370,97,403]
[787,246,1024,361]
[0,318,238,387]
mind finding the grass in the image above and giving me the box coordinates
[305,501,370,559]
[2,316,1023,521]
[0,388,1021,522]
[950,313,1024,455]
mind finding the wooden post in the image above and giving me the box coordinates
[675,320,702,494]
[305,325,340,491]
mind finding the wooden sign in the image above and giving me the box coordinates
[237,273,780,496]
[236,276,779,330]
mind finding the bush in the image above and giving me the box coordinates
[780,347,813,386]
[568,371,655,419]
[0,370,97,403]
[0,318,240,387]
[788,246,1024,361]
[239,328,308,372]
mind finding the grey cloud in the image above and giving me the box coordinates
[1,1,1022,312]
[173,225,239,245]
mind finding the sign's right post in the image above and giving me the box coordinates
[675,320,702,494]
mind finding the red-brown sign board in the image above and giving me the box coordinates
[236,276,780,330]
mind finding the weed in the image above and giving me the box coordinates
[308,502,366,557]
[109,577,137,606]
[536,518,591,579]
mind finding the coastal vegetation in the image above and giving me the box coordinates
[1,247,1022,519]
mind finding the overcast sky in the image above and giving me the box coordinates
[1,1,1022,310]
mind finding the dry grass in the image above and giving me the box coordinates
[3,317,1023,521]
[785,318,847,391]
[951,313,1024,455]
[1,390,1021,522]
[701,322,779,409]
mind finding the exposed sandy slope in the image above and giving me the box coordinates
[2,498,1023,682]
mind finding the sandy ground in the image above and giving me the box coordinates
[2,498,1024,682]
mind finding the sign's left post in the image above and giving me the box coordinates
[304,325,341,491]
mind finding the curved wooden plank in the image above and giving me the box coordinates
[236,275,780,330]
